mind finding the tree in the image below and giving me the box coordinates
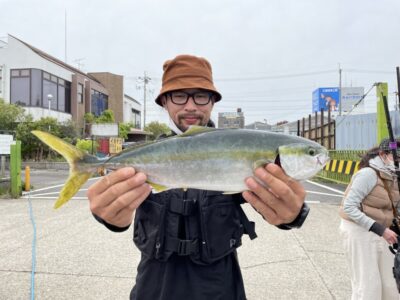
[0,99,27,132]
[76,139,99,154]
[144,121,170,140]
[96,109,115,123]
[119,122,134,139]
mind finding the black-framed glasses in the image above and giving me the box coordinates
[168,91,214,105]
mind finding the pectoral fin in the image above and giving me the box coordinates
[147,181,169,193]
[252,159,273,170]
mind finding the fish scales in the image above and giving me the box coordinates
[31,127,329,208]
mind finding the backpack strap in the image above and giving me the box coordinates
[236,202,257,240]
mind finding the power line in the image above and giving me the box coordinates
[215,70,337,82]
[335,83,376,129]
[345,68,394,74]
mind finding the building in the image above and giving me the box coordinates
[0,34,141,134]
[244,121,272,131]
[218,108,245,128]
[123,94,141,128]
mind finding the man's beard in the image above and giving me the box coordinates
[177,114,206,131]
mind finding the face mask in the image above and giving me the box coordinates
[382,155,396,171]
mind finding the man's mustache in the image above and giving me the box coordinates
[178,114,203,121]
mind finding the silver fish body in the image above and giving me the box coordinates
[103,127,330,192]
[32,127,329,208]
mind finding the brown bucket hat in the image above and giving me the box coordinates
[155,54,222,106]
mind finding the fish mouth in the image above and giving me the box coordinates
[274,154,281,167]
[316,153,330,166]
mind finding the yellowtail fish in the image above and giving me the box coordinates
[32,126,330,209]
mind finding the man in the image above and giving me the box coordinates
[87,54,309,300]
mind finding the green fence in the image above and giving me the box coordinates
[317,150,366,184]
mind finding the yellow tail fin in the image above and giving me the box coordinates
[31,131,93,209]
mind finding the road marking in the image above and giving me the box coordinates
[24,189,89,197]
[306,180,345,195]
[21,196,88,200]
[305,190,343,198]
[305,200,320,204]
[22,178,98,195]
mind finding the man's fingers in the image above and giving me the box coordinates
[94,172,148,208]
[264,164,305,194]
[254,164,303,202]
[88,167,136,196]
[245,177,284,209]
[242,191,281,224]
[106,183,152,218]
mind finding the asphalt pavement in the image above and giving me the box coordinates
[0,169,352,299]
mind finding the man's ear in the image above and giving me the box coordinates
[161,96,167,107]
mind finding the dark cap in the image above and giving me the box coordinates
[379,137,400,155]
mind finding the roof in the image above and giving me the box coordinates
[124,94,141,105]
[9,34,101,83]
[128,128,153,136]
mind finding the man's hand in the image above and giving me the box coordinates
[87,167,152,228]
[242,163,306,225]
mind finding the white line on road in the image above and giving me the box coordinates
[306,190,343,198]
[21,196,88,200]
[306,180,345,195]
[25,189,88,197]
[22,177,99,195]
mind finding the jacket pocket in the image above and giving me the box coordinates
[133,198,165,258]
[200,194,244,262]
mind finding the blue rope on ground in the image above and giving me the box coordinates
[27,192,37,300]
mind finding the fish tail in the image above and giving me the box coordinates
[31,130,95,209]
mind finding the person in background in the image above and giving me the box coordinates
[87,54,310,300]
[339,138,400,300]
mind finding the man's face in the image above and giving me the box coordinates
[161,88,215,132]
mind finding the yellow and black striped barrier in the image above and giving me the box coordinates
[324,159,360,176]
[317,150,366,185]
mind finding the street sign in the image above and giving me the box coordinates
[109,137,123,154]
[90,123,119,137]
[0,134,14,155]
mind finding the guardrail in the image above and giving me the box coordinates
[21,161,69,170]
[317,150,366,184]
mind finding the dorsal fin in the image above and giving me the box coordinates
[179,126,217,137]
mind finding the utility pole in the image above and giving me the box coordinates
[396,66,400,110]
[138,72,151,129]
[65,9,67,63]
[338,63,342,116]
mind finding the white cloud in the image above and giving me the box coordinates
[1,0,400,125]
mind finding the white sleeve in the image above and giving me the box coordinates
[342,167,379,230]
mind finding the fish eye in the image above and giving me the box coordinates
[308,148,316,156]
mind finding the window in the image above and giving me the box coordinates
[21,69,30,77]
[10,68,71,113]
[11,77,30,106]
[65,81,71,113]
[11,69,30,106]
[31,69,42,107]
[43,72,50,80]
[43,76,57,110]
[58,83,65,112]
[91,89,108,116]
[57,78,71,113]
[78,83,83,103]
